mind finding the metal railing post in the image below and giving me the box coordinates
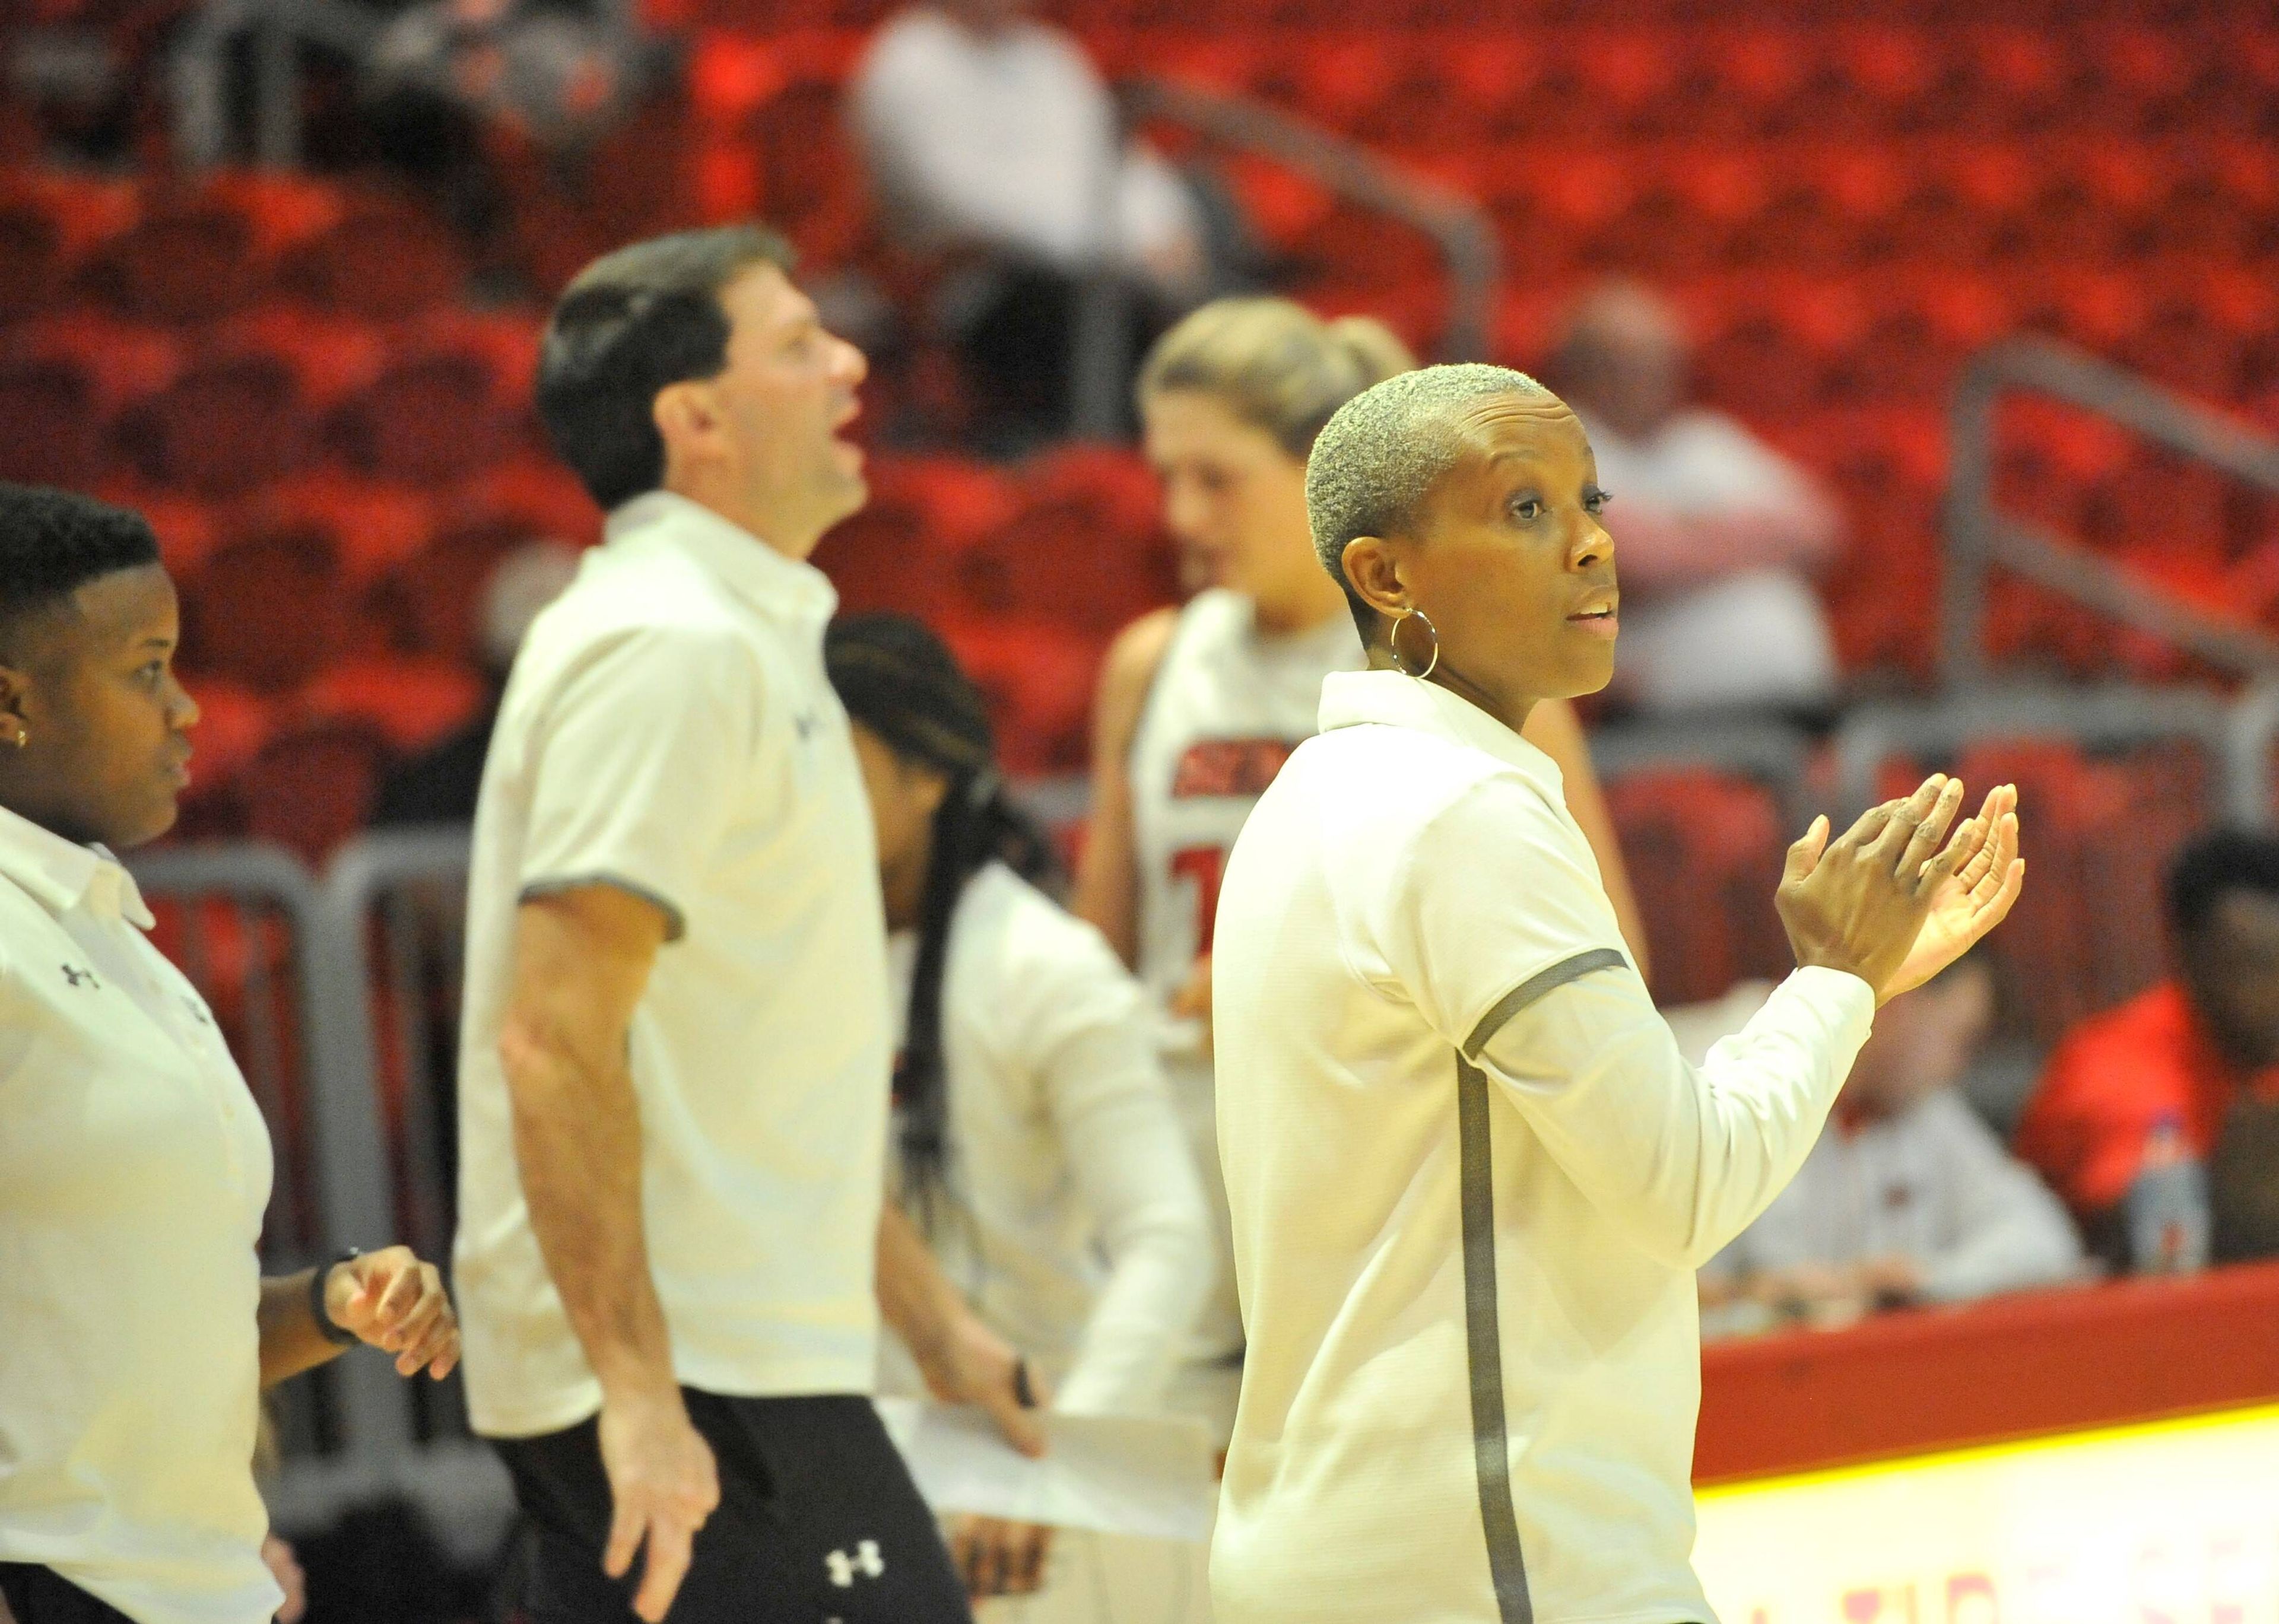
[253,8,300,169]
[128,844,414,1460]
[1118,77,1502,367]
[2226,681,2279,832]
[1941,361,2000,687]
[1944,337,2279,692]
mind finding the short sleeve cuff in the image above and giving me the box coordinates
[518,873,688,942]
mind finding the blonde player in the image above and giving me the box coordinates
[1072,299,1652,1443]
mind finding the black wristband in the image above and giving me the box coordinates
[311,1248,362,1347]
[1012,1355,1037,1410]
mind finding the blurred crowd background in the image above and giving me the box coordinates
[6,0,2279,1618]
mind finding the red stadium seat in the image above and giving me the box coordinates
[0,355,104,487]
[367,514,562,663]
[181,527,353,695]
[938,617,1103,777]
[7,307,185,417]
[278,194,467,320]
[84,192,262,323]
[332,347,520,484]
[0,196,65,323]
[303,657,487,755]
[117,349,306,496]
[953,446,1178,638]
[238,716,394,865]
[456,458,604,548]
[1605,767,1793,1008]
[220,307,391,415]
[253,471,440,584]
[812,455,1019,619]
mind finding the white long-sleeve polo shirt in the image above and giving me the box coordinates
[878,862,1212,1417]
[0,806,281,1624]
[1210,670,1874,1624]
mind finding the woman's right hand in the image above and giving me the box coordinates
[948,1514,1056,1600]
[1774,776,1970,1004]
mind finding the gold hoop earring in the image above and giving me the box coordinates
[1389,608,1440,680]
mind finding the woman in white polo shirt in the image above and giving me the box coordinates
[1208,367,2026,1624]
[0,484,461,1624]
[827,615,1212,1614]
[1074,298,1653,1450]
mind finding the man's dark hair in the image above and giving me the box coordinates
[536,224,795,512]
[2167,829,2279,938]
[0,483,161,650]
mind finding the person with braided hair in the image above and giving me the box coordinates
[827,615,1212,1617]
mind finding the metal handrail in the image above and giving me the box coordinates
[1942,337,2279,686]
[174,0,644,169]
[1121,75,1502,365]
[127,841,414,1460]
[173,0,383,169]
[1830,681,2251,821]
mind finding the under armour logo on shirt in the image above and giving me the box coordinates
[59,963,100,990]
[824,1541,884,1588]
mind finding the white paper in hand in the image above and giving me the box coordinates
[875,1399,1217,1544]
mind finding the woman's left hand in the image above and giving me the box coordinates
[948,1514,1055,1600]
[326,1247,460,1380]
[1882,784,2024,1000]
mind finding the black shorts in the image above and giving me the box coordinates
[0,1566,135,1624]
[494,1390,971,1624]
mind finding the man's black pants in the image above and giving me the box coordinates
[494,1391,972,1624]
[0,1566,135,1624]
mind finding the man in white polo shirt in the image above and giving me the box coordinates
[453,227,1033,1624]
[1208,365,2026,1623]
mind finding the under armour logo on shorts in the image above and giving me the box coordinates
[60,963,100,990]
[824,1541,884,1588]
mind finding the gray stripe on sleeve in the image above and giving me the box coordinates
[1458,1053,1532,1624]
[518,874,688,942]
[1461,948,1629,1060]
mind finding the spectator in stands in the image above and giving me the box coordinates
[829,614,1210,1604]
[452,225,1029,1624]
[1700,955,2081,1334]
[849,0,1217,446]
[363,0,662,281]
[2017,830,2279,1271]
[0,482,459,1624]
[1550,281,1844,716]
[372,538,579,828]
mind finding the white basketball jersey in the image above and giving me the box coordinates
[1128,589,1362,1373]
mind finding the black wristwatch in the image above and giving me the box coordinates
[311,1248,363,1347]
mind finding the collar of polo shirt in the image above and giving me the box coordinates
[1316,669,1564,802]
[0,803,153,927]
[605,491,840,624]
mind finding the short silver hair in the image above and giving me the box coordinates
[1304,361,1554,589]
